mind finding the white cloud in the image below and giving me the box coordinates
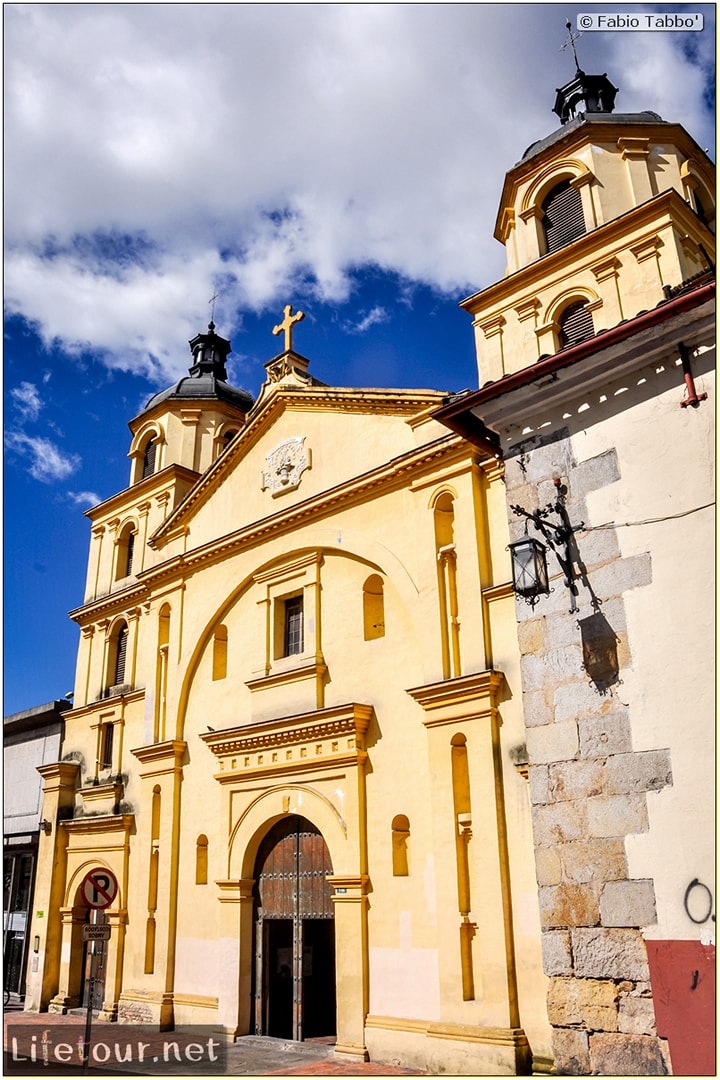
[11,381,43,422]
[5,432,81,483]
[346,307,390,334]
[4,4,715,382]
[68,490,101,508]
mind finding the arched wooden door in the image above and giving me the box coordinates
[253,816,336,1041]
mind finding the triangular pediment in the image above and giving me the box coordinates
[147,381,448,552]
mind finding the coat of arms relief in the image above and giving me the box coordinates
[261,437,312,496]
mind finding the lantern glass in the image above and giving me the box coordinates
[509,536,549,598]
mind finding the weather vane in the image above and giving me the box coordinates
[560,18,583,70]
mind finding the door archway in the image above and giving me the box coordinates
[253,816,336,1041]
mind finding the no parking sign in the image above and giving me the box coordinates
[81,867,118,910]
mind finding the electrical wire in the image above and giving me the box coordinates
[579,501,715,531]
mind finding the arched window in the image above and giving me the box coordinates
[142,437,157,479]
[212,625,228,680]
[196,835,209,885]
[559,300,594,348]
[115,523,137,580]
[363,575,385,641]
[542,180,586,255]
[391,815,410,876]
[107,622,129,692]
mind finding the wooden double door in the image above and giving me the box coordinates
[253,816,336,1041]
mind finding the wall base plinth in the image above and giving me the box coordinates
[117,990,174,1029]
[365,1016,532,1075]
[333,1042,370,1062]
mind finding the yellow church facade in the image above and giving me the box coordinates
[26,315,553,1073]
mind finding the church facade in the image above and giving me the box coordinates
[23,67,714,1077]
[25,310,553,1072]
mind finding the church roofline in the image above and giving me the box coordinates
[467,186,714,312]
[434,276,715,443]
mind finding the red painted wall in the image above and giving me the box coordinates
[646,939,716,1076]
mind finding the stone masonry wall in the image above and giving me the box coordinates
[504,432,672,1076]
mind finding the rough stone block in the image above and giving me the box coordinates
[529,764,550,805]
[573,526,621,569]
[551,1027,590,1074]
[542,930,573,976]
[544,611,585,650]
[526,720,579,765]
[517,617,546,655]
[579,712,632,758]
[600,879,657,928]
[532,800,589,845]
[591,553,653,600]
[535,845,562,886]
[618,993,657,1036]
[574,449,621,492]
[521,645,584,691]
[548,759,605,801]
[554,680,605,723]
[588,1032,669,1075]
[605,750,672,795]
[522,689,553,727]
[540,884,600,929]
[560,839,627,885]
[587,793,649,838]
[547,976,618,1031]
[572,927,650,981]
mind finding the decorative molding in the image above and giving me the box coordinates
[246,660,327,695]
[261,437,312,496]
[407,670,506,727]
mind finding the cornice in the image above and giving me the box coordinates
[131,740,188,765]
[64,689,146,718]
[62,814,135,834]
[200,702,374,783]
[70,585,148,626]
[148,388,449,546]
[407,670,506,727]
[83,465,200,522]
[466,188,714,314]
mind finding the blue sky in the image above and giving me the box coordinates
[4,3,715,715]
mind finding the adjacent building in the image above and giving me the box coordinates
[4,699,71,1001]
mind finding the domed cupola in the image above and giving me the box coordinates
[128,322,255,484]
[141,322,254,414]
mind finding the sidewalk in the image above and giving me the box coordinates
[4,1009,425,1076]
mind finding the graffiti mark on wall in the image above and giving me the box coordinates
[683,878,715,925]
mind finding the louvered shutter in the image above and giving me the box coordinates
[142,440,156,479]
[559,301,594,348]
[543,181,586,254]
[125,532,135,576]
[114,627,128,685]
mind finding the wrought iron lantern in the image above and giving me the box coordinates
[508,535,550,604]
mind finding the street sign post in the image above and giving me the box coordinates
[79,868,118,1071]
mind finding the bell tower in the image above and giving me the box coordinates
[464,66,715,387]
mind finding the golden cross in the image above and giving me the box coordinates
[272,304,305,352]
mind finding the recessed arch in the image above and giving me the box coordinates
[521,158,593,217]
[228,785,348,882]
[174,537,421,742]
[129,422,166,484]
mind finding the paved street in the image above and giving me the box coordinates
[4,1007,424,1076]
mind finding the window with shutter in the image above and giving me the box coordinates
[283,596,304,656]
[114,626,129,685]
[125,532,135,577]
[542,181,586,255]
[142,439,157,479]
[559,301,594,348]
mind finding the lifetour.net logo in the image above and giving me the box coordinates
[5,1024,227,1075]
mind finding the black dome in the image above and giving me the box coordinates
[141,322,254,415]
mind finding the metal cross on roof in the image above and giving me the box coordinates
[560,18,583,70]
[208,291,219,325]
[273,304,305,353]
